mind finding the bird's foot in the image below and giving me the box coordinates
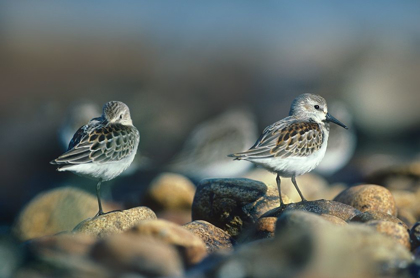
[93,209,123,218]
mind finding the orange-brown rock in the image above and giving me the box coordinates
[13,187,116,241]
[183,220,234,253]
[143,172,195,211]
[334,184,397,216]
[366,220,411,250]
[73,207,156,238]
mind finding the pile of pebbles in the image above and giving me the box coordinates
[7,171,420,277]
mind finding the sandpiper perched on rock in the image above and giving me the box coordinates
[51,101,140,216]
[228,94,348,207]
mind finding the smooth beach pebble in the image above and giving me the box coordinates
[13,187,116,241]
[142,172,196,211]
[334,184,397,216]
[183,220,235,253]
[72,206,156,238]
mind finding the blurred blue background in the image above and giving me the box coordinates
[1,1,420,225]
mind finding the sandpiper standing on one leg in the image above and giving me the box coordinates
[228,94,348,208]
[51,101,140,217]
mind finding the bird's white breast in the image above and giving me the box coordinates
[58,151,137,181]
[249,130,329,177]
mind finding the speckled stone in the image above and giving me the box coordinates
[128,219,207,266]
[350,211,408,230]
[366,220,411,250]
[192,178,268,238]
[143,172,196,211]
[183,220,235,253]
[334,184,397,216]
[261,199,361,222]
[72,206,156,238]
[13,187,116,241]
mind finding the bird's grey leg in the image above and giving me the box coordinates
[291,175,307,202]
[276,173,285,208]
[95,180,104,217]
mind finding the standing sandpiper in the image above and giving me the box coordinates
[51,101,140,216]
[228,94,348,207]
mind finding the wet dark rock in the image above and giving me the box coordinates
[192,178,268,238]
[410,222,420,251]
[128,219,207,266]
[261,199,361,222]
[334,184,397,216]
[73,206,157,238]
[183,220,235,253]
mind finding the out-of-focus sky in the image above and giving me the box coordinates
[1,1,420,224]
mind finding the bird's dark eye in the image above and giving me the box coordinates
[119,114,123,119]
[314,105,320,110]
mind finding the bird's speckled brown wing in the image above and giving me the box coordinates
[51,123,139,166]
[229,118,323,160]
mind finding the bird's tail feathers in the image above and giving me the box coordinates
[228,148,272,160]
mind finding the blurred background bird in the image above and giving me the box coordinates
[168,107,258,181]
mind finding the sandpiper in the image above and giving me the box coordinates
[169,108,258,179]
[228,94,348,207]
[51,101,140,216]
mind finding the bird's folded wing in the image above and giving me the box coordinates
[52,124,138,165]
[229,120,323,160]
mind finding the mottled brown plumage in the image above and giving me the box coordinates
[228,93,347,208]
[53,123,139,167]
[51,101,140,216]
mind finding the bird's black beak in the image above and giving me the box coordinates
[326,113,348,129]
